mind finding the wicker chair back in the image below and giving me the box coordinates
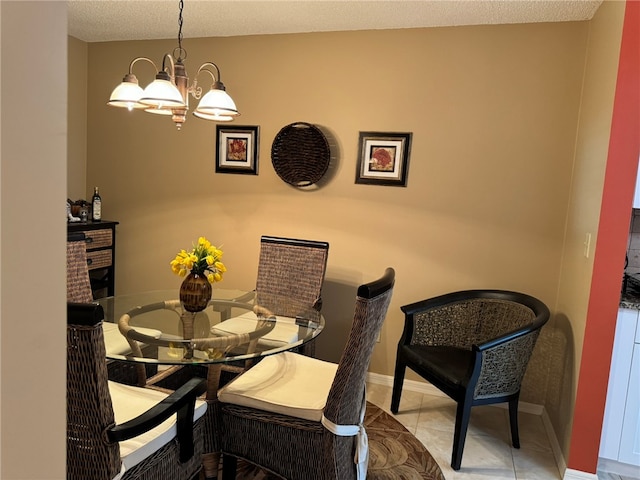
[67,232,93,302]
[255,235,329,318]
[324,268,395,426]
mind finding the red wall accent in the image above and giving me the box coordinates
[568,1,640,473]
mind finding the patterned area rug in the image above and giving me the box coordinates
[233,402,446,479]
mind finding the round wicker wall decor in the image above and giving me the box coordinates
[271,122,330,187]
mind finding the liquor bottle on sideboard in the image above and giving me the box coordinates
[91,187,102,222]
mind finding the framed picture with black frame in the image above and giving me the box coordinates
[355,131,412,186]
[215,125,259,175]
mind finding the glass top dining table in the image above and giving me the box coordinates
[97,288,325,366]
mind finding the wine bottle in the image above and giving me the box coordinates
[91,187,102,222]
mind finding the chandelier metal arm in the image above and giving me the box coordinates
[195,62,224,89]
[119,57,159,84]
[159,53,177,81]
[128,57,158,75]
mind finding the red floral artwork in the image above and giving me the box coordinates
[227,138,247,162]
[369,147,395,171]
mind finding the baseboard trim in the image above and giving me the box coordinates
[542,408,568,477]
[366,371,442,396]
[563,468,598,480]
[365,372,544,415]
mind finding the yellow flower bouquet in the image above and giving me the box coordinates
[170,236,227,284]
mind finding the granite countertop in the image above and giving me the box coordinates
[620,293,640,310]
[620,273,640,310]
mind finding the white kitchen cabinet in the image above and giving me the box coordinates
[600,308,640,467]
[619,342,640,465]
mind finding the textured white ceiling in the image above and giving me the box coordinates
[68,0,603,43]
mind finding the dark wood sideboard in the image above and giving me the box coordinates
[67,220,119,299]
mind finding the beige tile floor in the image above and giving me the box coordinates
[366,382,562,480]
[366,382,640,480]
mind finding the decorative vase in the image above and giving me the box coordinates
[179,272,212,313]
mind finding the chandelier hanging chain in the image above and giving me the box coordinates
[175,0,186,62]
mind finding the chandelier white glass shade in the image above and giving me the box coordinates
[139,77,185,109]
[107,73,146,110]
[106,0,239,130]
[191,63,238,122]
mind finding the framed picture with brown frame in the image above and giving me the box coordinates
[355,131,412,186]
[215,125,259,175]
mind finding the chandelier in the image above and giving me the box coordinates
[107,0,239,129]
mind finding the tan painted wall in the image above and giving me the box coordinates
[79,23,590,407]
[1,2,67,478]
[550,0,625,459]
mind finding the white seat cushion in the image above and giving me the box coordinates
[218,351,337,421]
[103,323,162,355]
[108,381,207,474]
[211,311,299,347]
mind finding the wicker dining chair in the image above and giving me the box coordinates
[67,302,208,480]
[67,232,93,302]
[217,268,395,480]
[68,231,152,385]
[391,289,550,470]
[212,235,329,360]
